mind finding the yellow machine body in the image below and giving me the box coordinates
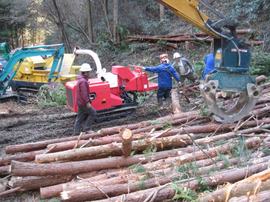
[11,53,80,90]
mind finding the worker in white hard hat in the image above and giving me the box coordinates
[74,63,97,135]
[141,54,181,107]
[172,52,196,85]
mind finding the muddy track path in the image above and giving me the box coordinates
[0,103,171,156]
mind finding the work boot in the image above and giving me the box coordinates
[158,98,163,107]
[165,98,171,108]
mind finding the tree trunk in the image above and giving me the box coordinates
[92,162,270,202]
[120,128,133,157]
[0,165,10,176]
[59,143,261,202]
[11,137,259,177]
[52,0,72,52]
[86,0,93,43]
[8,175,72,191]
[171,89,182,114]
[35,134,194,163]
[0,187,21,198]
[40,155,231,199]
[113,0,119,42]
[160,4,164,20]
[0,150,45,166]
[101,0,112,38]
[10,148,182,176]
[5,131,103,154]
[228,189,270,202]
[198,168,270,202]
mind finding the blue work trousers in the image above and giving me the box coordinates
[157,87,172,99]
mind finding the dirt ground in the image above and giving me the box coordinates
[0,94,175,201]
[0,96,172,156]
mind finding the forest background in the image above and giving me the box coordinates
[0,0,269,78]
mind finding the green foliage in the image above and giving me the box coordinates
[129,43,151,54]
[213,139,228,147]
[217,153,230,169]
[38,197,61,202]
[136,91,152,105]
[157,39,167,46]
[198,103,209,116]
[228,137,251,165]
[97,33,130,54]
[250,52,270,77]
[217,0,270,24]
[117,24,130,41]
[171,183,198,201]
[143,144,157,161]
[141,19,171,35]
[196,176,211,193]
[193,60,205,79]
[36,83,66,108]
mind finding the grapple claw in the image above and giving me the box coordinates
[199,80,260,124]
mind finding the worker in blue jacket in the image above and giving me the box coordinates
[202,53,215,80]
[142,54,181,107]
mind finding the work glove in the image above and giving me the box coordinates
[86,102,91,109]
[178,81,182,87]
[141,66,146,70]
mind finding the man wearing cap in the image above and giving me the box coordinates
[74,63,97,135]
[142,54,181,107]
[172,52,196,85]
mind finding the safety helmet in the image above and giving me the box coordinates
[0,62,2,66]
[173,52,182,59]
[79,63,92,72]
[159,54,169,63]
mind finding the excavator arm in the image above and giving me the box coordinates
[155,0,260,123]
[0,44,65,102]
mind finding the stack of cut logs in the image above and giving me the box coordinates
[0,76,270,201]
[124,29,264,49]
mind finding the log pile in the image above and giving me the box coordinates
[124,29,264,49]
[0,79,270,201]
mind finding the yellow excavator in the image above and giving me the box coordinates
[10,49,80,96]
[0,44,80,102]
[154,0,260,123]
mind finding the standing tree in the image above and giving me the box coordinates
[113,0,119,42]
[86,0,93,44]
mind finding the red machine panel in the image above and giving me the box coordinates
[66,78,123,112]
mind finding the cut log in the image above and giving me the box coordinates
[0,187,21,198]
[119,128,133,157]
[40,154,214,199]
[228,189,270,202]
[198,168,270,201]
[8,175,72,191]
[100,110,200,136]
[92,162,270,202]
[34,134,194,163]
[256,75,266,84]
[10,148,186,176]
[171,89,182,114]
[0,149,45,166]
[59,139,260,202]
[0,165,10,176]
[5,132,104,154]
